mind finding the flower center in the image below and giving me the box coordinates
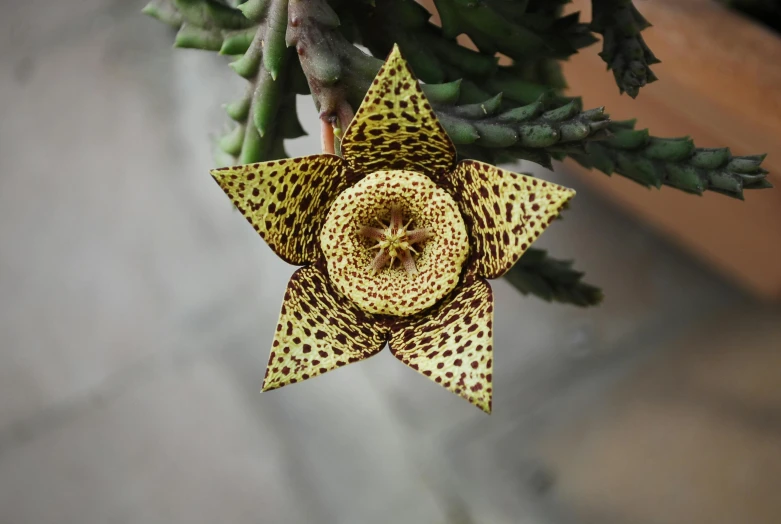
[359,205,431,275]
[321,170,469,317]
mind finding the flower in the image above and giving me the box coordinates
[211,45,575,413]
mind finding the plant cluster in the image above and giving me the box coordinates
[144,0,771,307]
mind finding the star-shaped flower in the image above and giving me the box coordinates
[211,45,575,413]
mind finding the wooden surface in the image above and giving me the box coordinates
[562,0,781,299]
[539,306,781,524]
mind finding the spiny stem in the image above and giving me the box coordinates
[590,0,660,98]
[504,248,604,307]
[287,0,380,133]
[568,120,772,198]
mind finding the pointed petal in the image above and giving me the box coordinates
[341,45,456,177]
[398,249,418,275]
[449,160,575,279]
[389,205,404,232]
[369,249,391,273]
[406,228,430,244]
[389,275,494,413]
[263,265,390,392]
[211,155,349,265]
[359,226,386,241]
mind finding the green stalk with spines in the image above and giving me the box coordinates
[435,92,610,168]
[352,0,498,86]
[145,0,257,51]
[286,0,383,127]
[484,1,599,58]
[146,0,304,165]
[340,0,769,197]
[174,0,255,29]
[262,0,288,80]
[432,0,596,60]
[142,0,183,26]
[346,0,583,106]
[147,0,608,306]
[219,27,257,55]
[590,0,660,98]
[238,0,269,21]
[434,0,549,57]
[504,248,603,307]
[568,120,772,198]
[145,0,773,307]
[289,0,609,169]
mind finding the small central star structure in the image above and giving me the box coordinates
[359,206,431,275]
[322,169,470,317]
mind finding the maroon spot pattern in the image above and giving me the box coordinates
[321,170,470,317]
[209,45,579,414]
[210,154,349,265]
[262,265,389,392]
[389,274,494,413]
[448,160,575,279]
[340,46,456,178]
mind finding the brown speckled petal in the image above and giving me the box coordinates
[389,275,494,413]
[211,155,350,265]
[262,265,390,392]
[449,160,576,279]
[340,44,456,178]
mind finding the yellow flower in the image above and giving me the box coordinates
[211,45,575,413]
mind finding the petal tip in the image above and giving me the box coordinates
[557,186,577,208]
[469,384,492,414]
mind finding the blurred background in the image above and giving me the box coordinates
[0,1,779,523]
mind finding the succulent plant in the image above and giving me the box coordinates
[145,0,771,308]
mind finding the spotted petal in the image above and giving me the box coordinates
[262,265,390,392]
[449,160,576,279]
[340,44,456,178]
[211,155,349,265]
[389,275,494,413]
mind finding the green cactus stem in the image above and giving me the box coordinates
[435,93,610,167]
[144,0,773,307]
[590,0,660,98]
[568,120,772,198]
[504,248,603,306]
